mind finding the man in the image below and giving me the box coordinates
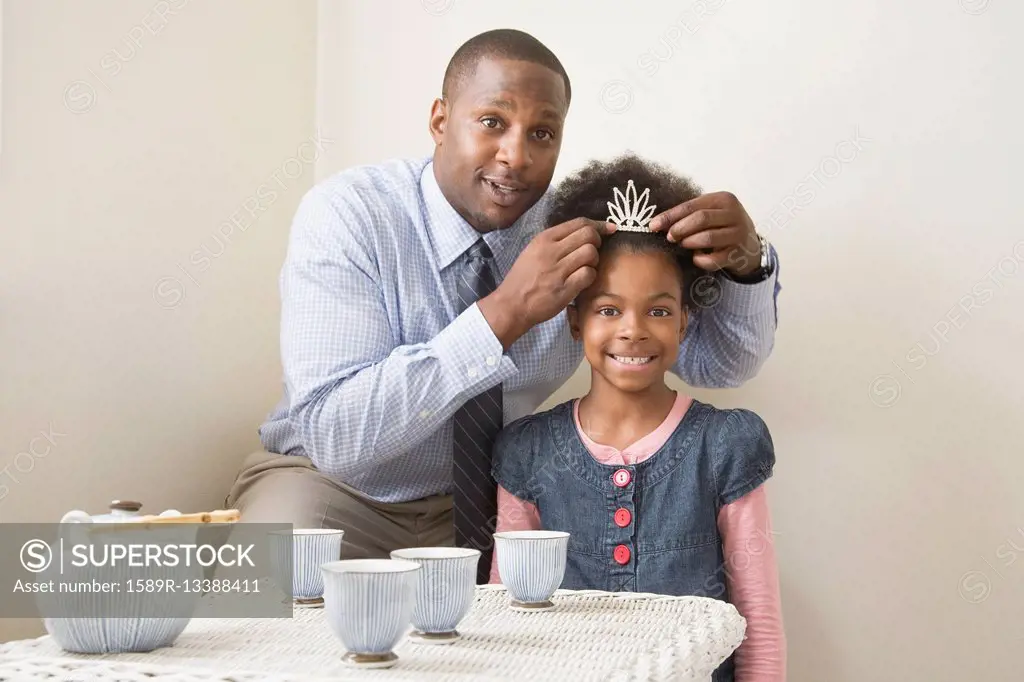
[225,29,781,583]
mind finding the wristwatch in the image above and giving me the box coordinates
[723,234,774,284]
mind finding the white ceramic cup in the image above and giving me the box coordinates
[269,528,344,606]
[493,530,570,611]
[321,559,421,669]
[389,547,480,644]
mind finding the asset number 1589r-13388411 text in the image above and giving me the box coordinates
[127,578,261,593]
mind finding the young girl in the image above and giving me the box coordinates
[489,154,785,682]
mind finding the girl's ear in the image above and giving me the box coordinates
[678,307,689,343]
[567,303,581,341]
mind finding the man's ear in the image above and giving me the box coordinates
[429,98,448,145]
[567,303,581,341]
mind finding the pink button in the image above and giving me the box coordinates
[612,469,632,487]
[613,545,631,565]
[614,508,631,527]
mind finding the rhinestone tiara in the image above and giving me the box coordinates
[606,179,657,233]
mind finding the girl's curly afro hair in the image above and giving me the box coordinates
[546,152,708,309]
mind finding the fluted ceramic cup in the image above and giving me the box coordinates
[493,530,570,612]
[269,529,344,607]
[389,547,480,644]
[321,559,421,669]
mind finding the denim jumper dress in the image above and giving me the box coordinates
[492,398,776,682]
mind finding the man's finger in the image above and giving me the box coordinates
[556,222,604,259]
[664,209,736,243]
[546,217,584,240]
[649,192,734,232]
[559,242,600,278]
[564,265,598,299]
[583,218,618,237]
[678,225,745,250]
[549,217,616,241]
[692,248,736,271]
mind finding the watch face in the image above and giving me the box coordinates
[759,237,771,271]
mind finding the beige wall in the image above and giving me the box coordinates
[317,2,1021,681]
[0,0,318,640]
[2,1,1021,677]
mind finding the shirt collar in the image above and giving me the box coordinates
[420,160,533,271]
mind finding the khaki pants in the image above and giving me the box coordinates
[223,450,454,559]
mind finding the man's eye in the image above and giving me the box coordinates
[597,307,618,316]
[536,129,555,141]
[481,117,500,129]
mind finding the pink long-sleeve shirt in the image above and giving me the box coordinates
[490,393,786,681]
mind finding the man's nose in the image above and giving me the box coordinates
[495,132,531,171]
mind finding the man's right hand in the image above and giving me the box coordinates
[479,218,616,350]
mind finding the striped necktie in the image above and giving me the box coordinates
[452,238,502,584]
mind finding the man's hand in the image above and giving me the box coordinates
[479,217,615,350]
[648,191,761,276]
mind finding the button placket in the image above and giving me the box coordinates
[609,467,636,579]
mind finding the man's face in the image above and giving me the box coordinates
[429,57,568,232]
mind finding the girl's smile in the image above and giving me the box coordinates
[607,353,658,370]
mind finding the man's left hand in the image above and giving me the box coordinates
[648,191,761,277]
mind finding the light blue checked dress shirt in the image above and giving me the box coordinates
[259,157,781,504]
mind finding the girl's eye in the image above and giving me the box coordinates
[597,307,618,316]
[481,117,501,129]
[650,308,672,317]
[535,129,555,141]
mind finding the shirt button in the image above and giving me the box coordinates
[467,367,478,378]
[613,545,631,565]
[614,508,631,527]
[612,469,632,487]
[485,356,496,366]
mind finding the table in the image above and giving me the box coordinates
[0,585,746,681]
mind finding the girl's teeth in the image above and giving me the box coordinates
[613,356,652,365]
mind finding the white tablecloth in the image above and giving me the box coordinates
[0,585,745,681]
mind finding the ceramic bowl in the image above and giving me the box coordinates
[321,559,421,669]
[493,530,569,611]
[390,546,480,644]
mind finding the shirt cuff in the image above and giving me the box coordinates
[715,248,779,318]
[435,302,519,397]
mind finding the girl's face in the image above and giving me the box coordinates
[568,249,689,394]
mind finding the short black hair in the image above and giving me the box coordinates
[547,152,707,308]
[441,29,571,105]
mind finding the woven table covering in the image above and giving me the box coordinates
[0,585,746,681]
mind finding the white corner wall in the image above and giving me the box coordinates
[0,0,318,640]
